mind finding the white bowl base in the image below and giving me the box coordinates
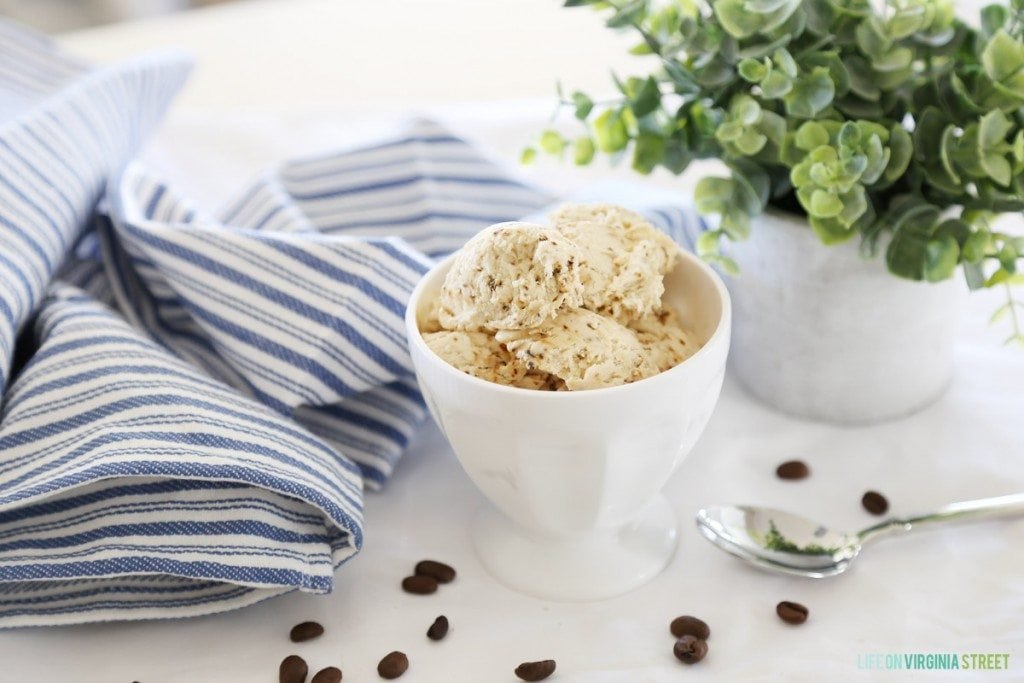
[471,496,679,601]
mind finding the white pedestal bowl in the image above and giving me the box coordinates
[405,247,731,601]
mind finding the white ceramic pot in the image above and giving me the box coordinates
[406,247,731,601]
[725,209,967,423]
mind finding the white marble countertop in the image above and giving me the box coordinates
[0,1,1019,680]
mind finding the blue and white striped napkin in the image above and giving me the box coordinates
[0,20,702,627]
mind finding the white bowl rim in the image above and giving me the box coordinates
[404,243,732,399]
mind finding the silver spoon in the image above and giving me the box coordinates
[695,493,1024,578]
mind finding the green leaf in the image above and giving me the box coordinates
[845,56,881,101]
[632,133,665,174]
[773,48,798,78]
[606,0,645,28]
[631,76,661,117]
[982,30,1024,84]
[985,268,1012,286]
[571,91,594,120]
[990,301,1012,324]
[981,154,1012,186]
[737,35,791,60]
[935,218,971,247]
[884,125,913,183]
[784,67,835,118]
[981,4,1009,37]
[735,130,768,155]
[810,215,856,244]
[888,4,928,39]
[629,41,655,56]
[759,70,793,98]
[872,47,913,73]
[838,121,861,148]
[714,0,763,38]
[962,231,990,264]
[804,0,834,35]
[745,0,791,12]
[804,52,851,97]
[539,130,566,155]
[939,125,962,184]
[729,159,771,213]
[855,16,891,59]
[795,121,829,151]
[719,210,750,241]
[738,58,769,82]
[695,176,734,214]
[593,109,629,153]
[661,142,693,174]
[838,185,868,226]
[979,109,1013,149]
[998,243,1019,272]
[704,253,741,276]
[886,231,927,280]
[758,111,787,147]
[573,136,595,165]
[964,261,986,290]
[734,94,762,125]
[520,147,537,165]
[923,236,960,282]
[696,229,722,256]
[809,189,843,217]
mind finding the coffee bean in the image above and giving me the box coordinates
[775,460,810,480]
[279,655,308,683]
[861,490,889,516]
[669,615,710,640]
[515,659,556,681]
[427,615,449,641]
[673,635,708,664]
[377,651,408,679]
[776,601,809,625]
[402,575,438,595]
[310,667,342,683]
[414,559,456,584]
[289,621,324,643]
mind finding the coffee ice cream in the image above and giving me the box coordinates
[421,204,699,390]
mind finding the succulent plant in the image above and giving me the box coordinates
[528,0,1024,344]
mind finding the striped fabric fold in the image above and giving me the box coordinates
[0,18,702,626]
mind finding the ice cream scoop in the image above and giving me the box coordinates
[435,221,583,331]
[426,205,699,391]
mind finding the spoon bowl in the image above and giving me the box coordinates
[696,506,861,578]
[696,493,1024,578]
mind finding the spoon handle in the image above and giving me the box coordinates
[857,492,1024,545]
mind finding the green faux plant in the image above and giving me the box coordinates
[527,0,1024,343]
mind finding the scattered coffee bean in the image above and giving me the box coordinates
[310,666,342,683]
[279,655,309,683]
[673,635,708,664]
[402,574,438,595]
[414,559,457,584]
[776,601,809,625]
[289,620,325,643]
[775,460,810,480]
[861,490,889,516]
[427,615,449,641]
[377,651,409,679]
[515,659,556,681]
[670,615,710,640]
